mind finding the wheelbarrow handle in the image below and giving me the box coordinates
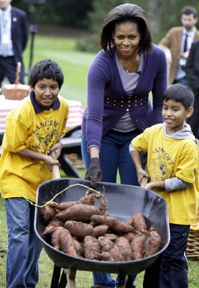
[140,176,148,188]
[51,151,60,179]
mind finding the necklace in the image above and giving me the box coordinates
[118,56,135,72]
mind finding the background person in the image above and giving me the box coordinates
[184,40,199,138]
[0,59,69,288]
[81,3,167,288]
[130,84,199,288]
[158,6,199,85]
[0,0,28,87]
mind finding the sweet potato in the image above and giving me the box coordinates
[90,225,109,237]
[48,194,95,211]
[79,194,96,205]
[99,252,114,262]
[51,226,63,250]
[98,236,124,261]
[123,232,138,242]
[98,200,108,215]
[91,215,136,233]
[73,239,84,257]
[59,227,77,256]
[41,205,57,223]
[116,236,132,261]
[142,228,161,258]
[48,201,77,211]
[84,235,100,260]
[103,233,119,242]
[64,221,93,238]
[130,231,149,260]
[127,212,147,232]
[43,218,64,236]
[56,203,102,222]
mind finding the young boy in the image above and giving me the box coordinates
[130,83,199,288]
[0,59,69,288]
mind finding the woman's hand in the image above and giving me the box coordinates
[85,157,102,188]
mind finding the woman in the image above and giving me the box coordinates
[81,3,167,288]
[184,40,199,138]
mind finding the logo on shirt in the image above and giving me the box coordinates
[150,147,174,181]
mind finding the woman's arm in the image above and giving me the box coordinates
[151,50,168,125]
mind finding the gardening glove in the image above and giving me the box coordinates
[85,157,102,188]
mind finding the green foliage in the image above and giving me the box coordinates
[13,0,94,28]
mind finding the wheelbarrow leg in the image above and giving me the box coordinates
[50,265,62,288]
[118,272,127,288]
[125,275,134,288]
[58,269,67,288]
[66,268,76,288]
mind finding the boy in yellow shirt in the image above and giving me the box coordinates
[130,83,199,288]
[0,59,69,288]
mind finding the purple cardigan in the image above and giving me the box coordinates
[82,44,167,150]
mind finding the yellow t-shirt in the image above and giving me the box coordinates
[132,124,199,225]
[0,96,69,202]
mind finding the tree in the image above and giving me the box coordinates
[13,0,94,28]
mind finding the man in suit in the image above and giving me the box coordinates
[158,6,199,85]
[0,0,28,87]
[184,40,199,138]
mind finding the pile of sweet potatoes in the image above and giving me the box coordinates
[41,192,162,262]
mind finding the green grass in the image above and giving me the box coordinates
[1,32,199,288]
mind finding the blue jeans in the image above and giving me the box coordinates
[143,224,190,288]
[5,198,43,288]
[82,129,139,288]
[82,129,140,185]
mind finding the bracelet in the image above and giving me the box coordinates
[137,168,142,174]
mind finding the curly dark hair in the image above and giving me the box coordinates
[29,59,64,88]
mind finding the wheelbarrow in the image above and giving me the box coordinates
[34,178,170,288]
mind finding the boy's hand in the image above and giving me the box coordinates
[137,168,150,186]
[145,182,154,190]
[44,155,60,172]
[48,139,62,159]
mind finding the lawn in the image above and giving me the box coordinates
[0,29,199,288]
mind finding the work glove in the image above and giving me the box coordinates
[85,157,102,188]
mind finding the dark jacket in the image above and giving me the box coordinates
[11,6,29,65]
[184,40,199,97]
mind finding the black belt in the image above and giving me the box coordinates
[104,95,148,109]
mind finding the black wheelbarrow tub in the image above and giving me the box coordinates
[34,178,170,276]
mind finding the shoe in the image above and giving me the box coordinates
[90,285,104,288]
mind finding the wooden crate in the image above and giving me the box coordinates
[187,208,199,259]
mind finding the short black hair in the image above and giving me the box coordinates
[182,6,198,18]
[163,84,194,110]
[101,3,152,54]
[29,59,64,89]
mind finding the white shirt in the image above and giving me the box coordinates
[0,4,14,57]
[175,27,196,80]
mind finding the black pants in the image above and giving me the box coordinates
[187,95,199,139]
[0,56,25,87]
[143,224,190,288]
